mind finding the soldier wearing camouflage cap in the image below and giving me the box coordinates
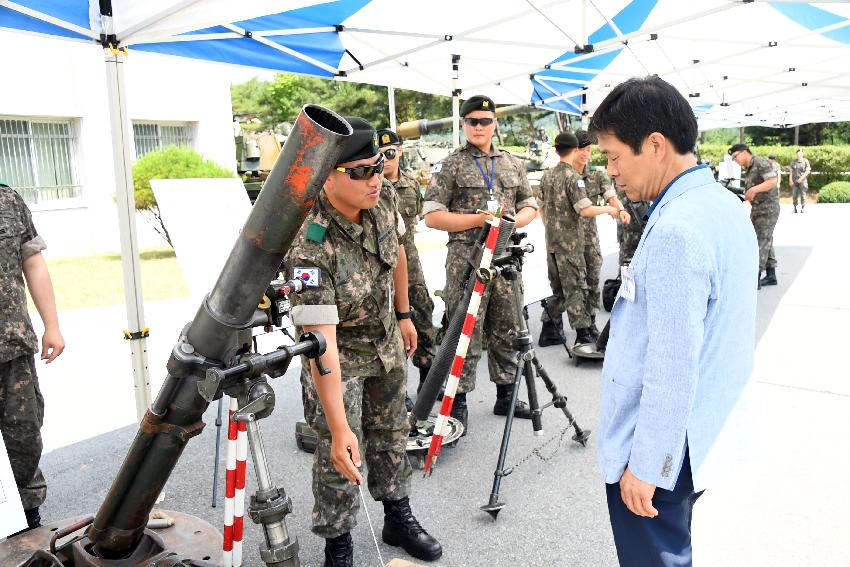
[0,181,65,535]
[538,130,629,347]
[376,128,437,399]
[422,95,539,431]
[286,118,441,566]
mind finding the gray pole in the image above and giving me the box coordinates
[388,86,397,132]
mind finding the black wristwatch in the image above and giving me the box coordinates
[395,309,413,320]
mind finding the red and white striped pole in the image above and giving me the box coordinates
[425,217,503,473]
[222,396,248,566]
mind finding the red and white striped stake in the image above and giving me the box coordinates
[223,396,248,566]
[425,217,503,473]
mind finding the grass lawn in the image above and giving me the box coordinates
[30,248,189,311]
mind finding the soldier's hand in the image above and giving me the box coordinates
[42,327,65,363]
[619,210,631,225]
[399,319,418,357]
[744,188,757,202]
[331,429,363,485]
[606,206,620,219]
[479,212,495,226]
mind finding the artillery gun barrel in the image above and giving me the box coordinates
[86,105,352,558]
[397,104,543,139]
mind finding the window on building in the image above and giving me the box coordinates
[133,122,193,158]
[0,118,81,205]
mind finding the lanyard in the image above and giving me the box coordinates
[472,155,496,197]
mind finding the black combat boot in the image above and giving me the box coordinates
[404,394,414,413]
[574,327,595,345]
[538,320,563,347]
[588,316,600,341]
[801,204,805,213]
[450,392,468,435]
[8,508,41,538]
[760,267,778,286]
[793,205,797,213]
[493,384,532,419]
[324,532,354,567]
[382,497,443,562]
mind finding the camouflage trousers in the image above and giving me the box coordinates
[407,247,437,370]
[0,354,47,510]
[751,200,780,271]
[617,222,642,266]
[301,362,411,539]
[791,183,808,207]
[444,242,522,394]
[542,243,602,330]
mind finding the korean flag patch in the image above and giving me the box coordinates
[294,267,321,287]
[430,163,442,174]
[577,179,586,188]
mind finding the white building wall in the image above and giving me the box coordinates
[0,31,237,258]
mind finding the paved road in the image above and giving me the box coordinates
[21,204,850,566]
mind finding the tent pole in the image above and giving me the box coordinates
[104,47,153,423]
[452,54,460,149]
[388,86,397,131]
[794,125,799,146]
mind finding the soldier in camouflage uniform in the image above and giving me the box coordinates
[423,95,539,429]
[376,129,436,390]
[790,148,811,213]
[729,143,779,288]
[537,131,628,347]
[286,118,441,567]
[616,188,650,266]
[0,182,64,534]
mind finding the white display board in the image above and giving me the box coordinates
[151,178,253,308]
[0,434,27,538]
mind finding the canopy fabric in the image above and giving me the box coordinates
[3,0,849,127]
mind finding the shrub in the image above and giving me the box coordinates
[132,146,235,246]
[817,181,850,203]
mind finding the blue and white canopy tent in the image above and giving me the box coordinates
[3,0,850,415]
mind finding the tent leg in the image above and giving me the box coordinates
[388,86,397,131]
[104,48,152,423]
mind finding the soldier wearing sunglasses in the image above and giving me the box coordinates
[287,117,442,566]
[422,95,539,432]
[376,128,437,400]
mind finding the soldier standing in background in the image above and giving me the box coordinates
[790,148,811,213]
[537,132,629,347]
[423,95,538,431]
[729,143,779,288]
[616,188,650,266]
[376,129,436,396]
[286,119,441,566]
[0,181,65,535]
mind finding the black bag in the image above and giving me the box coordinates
[602,276,621,312]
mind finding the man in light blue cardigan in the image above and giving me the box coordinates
[590,77,759,566]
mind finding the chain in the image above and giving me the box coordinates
[505,422,576,474]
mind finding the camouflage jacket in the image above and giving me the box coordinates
[286,187,405,375]
[423,142,537,245]
[0,186,46,363]
[745,156,779,206]
[577,167,616,244]
[790,158,811,186]
[388,170,422,252]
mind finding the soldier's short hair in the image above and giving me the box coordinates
[589,76,697,155]
[728,143,750,156]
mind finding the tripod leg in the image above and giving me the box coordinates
[244,417,301,566]
[481,361,525,520]
[212,397,224,508]
[531,357,591,446]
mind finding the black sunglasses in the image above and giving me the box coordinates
[336,154,385,180]
[381,148,398,160]
[463,117,495,127]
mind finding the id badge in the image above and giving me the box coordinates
[620,265,636,302]
[486,199,499,214]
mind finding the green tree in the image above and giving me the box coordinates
[133,146,235,246]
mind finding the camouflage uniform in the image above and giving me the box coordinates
[287,188,411,539]
[746,156,779,271]
[388,172,435,370]
[539,165,616,330]
[790,157,811,208]
[616,189,650,266]
[0,185,48,510]
[423,143,537,394]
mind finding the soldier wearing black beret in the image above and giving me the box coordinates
[422,96,539,430]
[287,117,442,565]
